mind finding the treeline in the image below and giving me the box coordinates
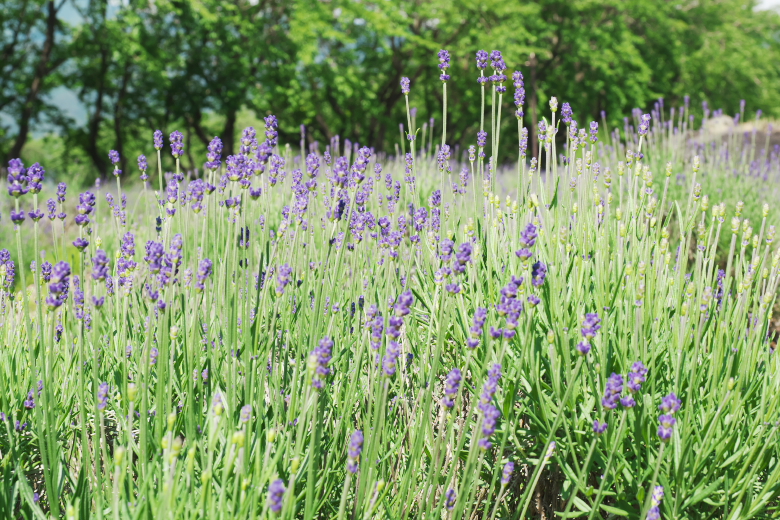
[2,0,780,183]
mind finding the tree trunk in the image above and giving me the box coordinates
[7,0,57,161]
[86,45,110,175]
[223,109,237,157]
[114,60,132,176]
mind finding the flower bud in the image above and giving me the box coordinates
[114,446,126,466]
[128,383,138,403]
[172,436,183,458]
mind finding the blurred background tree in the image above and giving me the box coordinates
[2,0,779,184]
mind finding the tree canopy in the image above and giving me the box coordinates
[2,0,780,182]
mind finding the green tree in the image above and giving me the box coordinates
[1,0,71,161]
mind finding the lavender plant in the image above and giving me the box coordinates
[0,49,780,520]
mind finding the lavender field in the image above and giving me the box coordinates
[2,50,780,519]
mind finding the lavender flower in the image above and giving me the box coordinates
[41,261,52,282]
[153,130,164,150]
[627,361,648,393]
[638,113,651,137]
[400,77,410,95]
[581,313,601,339]
[429,190,441,207]
[593,420,608,435]
[602,373,624,410]
[646,486,664,520]
[383,340,401,376]
[438,49,451,82]
[442,368,462,408]
[267,479,285,513]
[276,264,292,295]
[531,261,547,287]
[73,237,89,252]
[197,258,213,292]
[394,290,414,316]
[657,414,676,441]
[658,393,681,414]
[92,249,110,281]
[24,390,35,409]
[7,159,29,197]
[445,489,457,510]
[589,121,599,144]
[138,155,148,180]
[561,102,573,124]
[501,461,514,485]
[519,223,538,248]
[240,404,252,423]
[264,115,279,148]
[57,182,66,204]
[97,382,109,410]
[479,403,501,450]
[46,261,71,309]
[27,162,44,193]
[310,336,333,389]
[347,430,364,473]
[476,50,489,70]
[477,131,487,151]
[480,364,502,406]
[206,136,223,170]
[169,131,184,158]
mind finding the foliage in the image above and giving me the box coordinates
[3,0,780,182]
[1,50,780,518]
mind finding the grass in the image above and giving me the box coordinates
[1,57,780,520]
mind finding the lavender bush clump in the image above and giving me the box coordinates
[0,48,779,520]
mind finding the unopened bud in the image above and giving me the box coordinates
[114,447,126,466]
[128,383,138,403]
